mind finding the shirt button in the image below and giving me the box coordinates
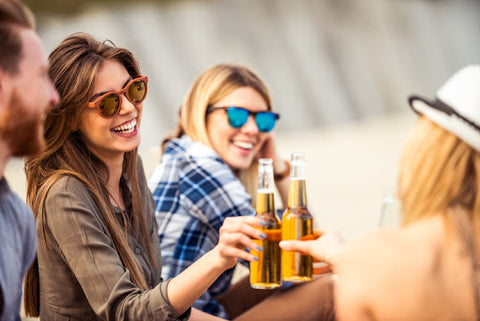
[134,248,141,254]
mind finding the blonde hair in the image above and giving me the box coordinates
[164,63,273,200]
[397,116,480,235]
[24,33,155,317]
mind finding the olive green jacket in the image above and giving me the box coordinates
[36,160,190,320]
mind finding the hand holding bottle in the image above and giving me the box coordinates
[213,216,267,270]
[280,230,344,270]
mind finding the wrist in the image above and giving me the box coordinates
[274,159,290,181]
[208,246,234,272]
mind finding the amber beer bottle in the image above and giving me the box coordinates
[250,158,282,289]
[282,153,313,282]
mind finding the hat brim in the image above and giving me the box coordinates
[408,96,480,152]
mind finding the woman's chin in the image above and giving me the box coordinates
[227,158,254,171]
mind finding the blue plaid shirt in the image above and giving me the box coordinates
[148,135,255,318]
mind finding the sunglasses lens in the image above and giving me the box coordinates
[226,107,249,128]
[127,79,147,103]
[255,112,278,132]
[99,94,120,117]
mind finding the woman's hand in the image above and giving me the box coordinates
[212,216,266,270]
[279,230,345,268]
[258,134,276,160]
[258,135,286,169]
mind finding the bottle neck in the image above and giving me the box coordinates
[256,190,276,215]
[288,178,307,208]
[257,158,276,217]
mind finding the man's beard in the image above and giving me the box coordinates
[0,88,47,157]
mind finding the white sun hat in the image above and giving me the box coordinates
[408,65,480,152]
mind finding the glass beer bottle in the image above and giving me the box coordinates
[282,153,313,282]
[250,158,282,289]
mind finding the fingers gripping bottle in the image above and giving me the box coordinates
[250,158,282,289]
[282,153,313,282]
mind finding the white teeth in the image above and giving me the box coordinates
[113,119,136,134]
[233,141,253,149]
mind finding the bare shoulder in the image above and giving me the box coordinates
[334,219,444,320]
[337,218,443,274]
[335,228,414,274]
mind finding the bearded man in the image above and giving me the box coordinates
[0,1,59,319]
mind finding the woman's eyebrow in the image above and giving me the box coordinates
[89,77,133,101]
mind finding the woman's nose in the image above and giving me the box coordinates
[240,114,259,134]
[119,94,136,114]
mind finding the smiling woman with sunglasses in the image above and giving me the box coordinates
[22,34,269,321]
[206,106,280,133]
[148,64,334,320]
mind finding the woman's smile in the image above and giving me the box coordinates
[112,118,137,136]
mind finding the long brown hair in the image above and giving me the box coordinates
[24,33,155,317]
[165,63,273,201]
[398,116,480,235]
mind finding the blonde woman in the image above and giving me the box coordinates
[148,64,292,318]
[281,65,480,320]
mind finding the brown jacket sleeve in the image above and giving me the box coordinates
[37,173,190,320]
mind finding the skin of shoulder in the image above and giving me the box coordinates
[334,217,445,321]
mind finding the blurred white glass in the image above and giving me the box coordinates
[379,192,401,228]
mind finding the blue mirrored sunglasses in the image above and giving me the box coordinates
[207,106,280,133]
